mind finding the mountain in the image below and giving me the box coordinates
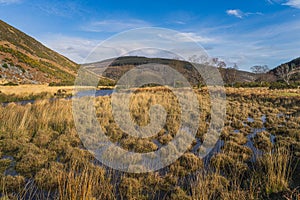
[0,20,78,84]
[1,20,299,86]
[84,56,258,87]
[269,57,300,82]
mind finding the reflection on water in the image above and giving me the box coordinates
[1,89,114,106]
[75,89,114,97]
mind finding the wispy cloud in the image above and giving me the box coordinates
[41,35,101,63]
[164,11,197,25]
[178,32,216,43]
[41,17,300,71]
[41,29,218,64]
[36,1,85,18]
[226,9,244,18]
[205,18,300,69]
[0,0,21,4]
[267,0,300,8]
[283,0,300,8]
[266,0,282,4]
[158,32,216,43]
[82,19,152,32]
[226,9,263,18]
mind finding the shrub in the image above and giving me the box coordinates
[232,82,271,88]
[2,63,8,69]
[49,81,74,86]
[269,82,299,89]
[3,82,18,86]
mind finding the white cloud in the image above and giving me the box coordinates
[226,9,244,18]
[40,29,216,64]
[283,0,300,8]
[36,1,84,17]
[205,18,300,70]
[226,9,262,19]
[40,35,101,63]
[40,20,300,71]
[180,32,216,43]
[82,19,152,33]
[0,0,21,4]
[158,32,216,44]
[267,0,300,8]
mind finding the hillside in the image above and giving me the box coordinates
[84,56,258,87]
[269,57,300,83]
[1,19,299,86]
[0,20,78,84]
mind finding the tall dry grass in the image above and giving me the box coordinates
[0,87,299,199]
[57,161,115,200]
[257,145,293,194]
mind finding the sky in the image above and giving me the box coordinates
[0,0,300,71]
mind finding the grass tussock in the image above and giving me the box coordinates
[0,87,299,199]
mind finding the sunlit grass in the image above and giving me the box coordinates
[0,87,299,199]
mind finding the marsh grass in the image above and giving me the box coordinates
[57,161,114,200]
[257,145,293,194]
[0,87,299,199]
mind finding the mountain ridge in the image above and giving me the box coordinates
[0,20,78,84]
[0,20,299,86]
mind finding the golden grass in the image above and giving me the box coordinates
[0,87,299,199]
[0,84,75,96]
[57,161,114,200]
[257,145,293,194]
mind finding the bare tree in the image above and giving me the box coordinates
[225,63,238,87]
[211,57,227,68]
[276,64,300,85]
[188,55,210,65]
[250,65,269,74]
[250,65,270,85]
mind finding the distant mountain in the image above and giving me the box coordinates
[84,56,258,86]
[269,57,300,82]
[0,20,78,84]
[2,20,299,86]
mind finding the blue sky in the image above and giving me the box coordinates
[0,0,300,71]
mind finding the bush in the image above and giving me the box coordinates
[2,63,8,68]
[230,82,271,88]
[269,82,299,89]
[3,82,18,86]
[49,81,74,86]
[97,78,116,87]
[16,65,25,73]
